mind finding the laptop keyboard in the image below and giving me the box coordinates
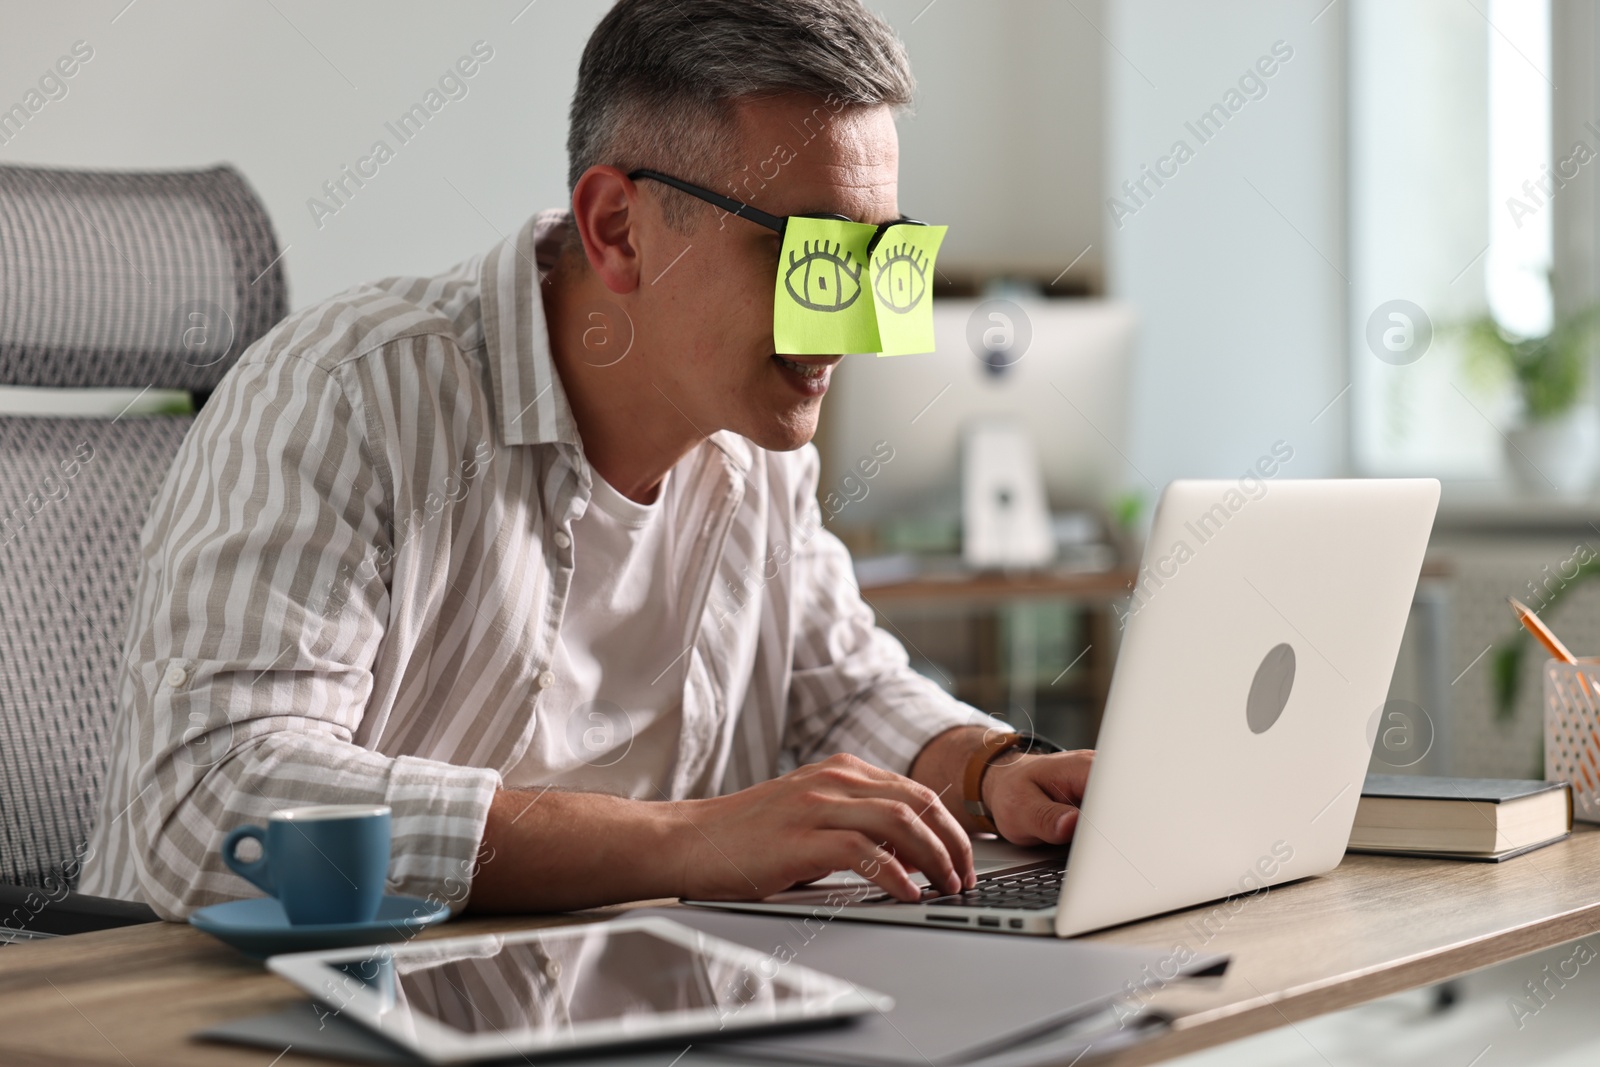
[921,859,1064,911]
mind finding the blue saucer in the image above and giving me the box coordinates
[190,894,452,959]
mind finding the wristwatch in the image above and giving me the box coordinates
[962,730,1064,834]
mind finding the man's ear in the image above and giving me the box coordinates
[569,166,644,296]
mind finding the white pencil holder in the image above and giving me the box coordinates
[1544,658,1600,824]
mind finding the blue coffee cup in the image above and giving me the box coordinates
[222,804,391,925]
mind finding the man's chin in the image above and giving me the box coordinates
[736,403,821,452]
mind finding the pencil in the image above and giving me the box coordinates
[1509,597,1598,793]
[1509,596,1578,664]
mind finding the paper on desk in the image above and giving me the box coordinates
[199,998,1163,1067]
[652,906,1224,1067]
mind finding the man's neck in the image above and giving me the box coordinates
[541,254,708,505]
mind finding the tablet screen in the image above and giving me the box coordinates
[373,928,797,1033]
[272,917,888,1060]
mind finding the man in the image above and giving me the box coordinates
[82,0,1094,919]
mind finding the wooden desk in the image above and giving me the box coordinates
[2,825,1597,1066]
[1084,823,1600,1065]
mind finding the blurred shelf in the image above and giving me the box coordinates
[860,557,1450,739]
[1436,481,1600,534]
[860,568,1135,606]
[864,559,1452,602]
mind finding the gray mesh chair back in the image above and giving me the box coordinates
[0,164,287,895]
[0,164,285,391]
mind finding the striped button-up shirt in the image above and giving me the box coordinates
[81,210,1000,919]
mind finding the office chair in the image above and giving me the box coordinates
[0,163,287,937]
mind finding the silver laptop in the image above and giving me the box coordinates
[687,478,1441,936]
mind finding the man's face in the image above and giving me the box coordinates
[640,96,900,452]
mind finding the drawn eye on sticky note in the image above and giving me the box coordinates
[774,216,880,356]
[872,242,928,313]
[785,239,865,311]
[870,224,946,357]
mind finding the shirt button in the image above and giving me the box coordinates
[538,670,556,690]
[553,532,571,550]
[165,665,188,688]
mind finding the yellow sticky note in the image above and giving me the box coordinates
[774,217,881,356]
[870,224,946,357]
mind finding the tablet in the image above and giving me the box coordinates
[267,915,892,1064]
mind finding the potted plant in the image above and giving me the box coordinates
[1458,306,1600,494]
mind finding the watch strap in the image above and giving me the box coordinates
[962,731,1023,833]
[961,730,1065,834]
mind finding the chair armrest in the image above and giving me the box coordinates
[0,884,160,936]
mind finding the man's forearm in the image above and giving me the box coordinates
[466,726,1035,913]
[909,724,993,832]
[464,787,689,912]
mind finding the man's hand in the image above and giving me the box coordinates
[675,753,976,903]
[465,733,1089,917]
[979,749,1095,846]
[908,725,1095,848]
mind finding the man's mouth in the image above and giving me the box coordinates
[772,354,834,380]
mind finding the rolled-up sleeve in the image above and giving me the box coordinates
[124,349,499,920]
[781,447,1008,774]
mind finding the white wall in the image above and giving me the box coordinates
[875,0,1104,283]
[0,0,1104,309]
[7,0,1349,491]
[1106,0,1347,486]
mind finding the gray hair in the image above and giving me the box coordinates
[565,0,914,235]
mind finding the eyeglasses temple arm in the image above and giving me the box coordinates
[628,169,788,235]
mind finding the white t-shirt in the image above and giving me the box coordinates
[502,466,688,798]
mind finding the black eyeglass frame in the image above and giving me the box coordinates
[628,168,924,255]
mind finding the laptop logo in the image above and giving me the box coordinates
[1246,642,1296,734]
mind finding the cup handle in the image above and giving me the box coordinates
[222,824,274,895]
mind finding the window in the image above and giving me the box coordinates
[1349,0,1554,479]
